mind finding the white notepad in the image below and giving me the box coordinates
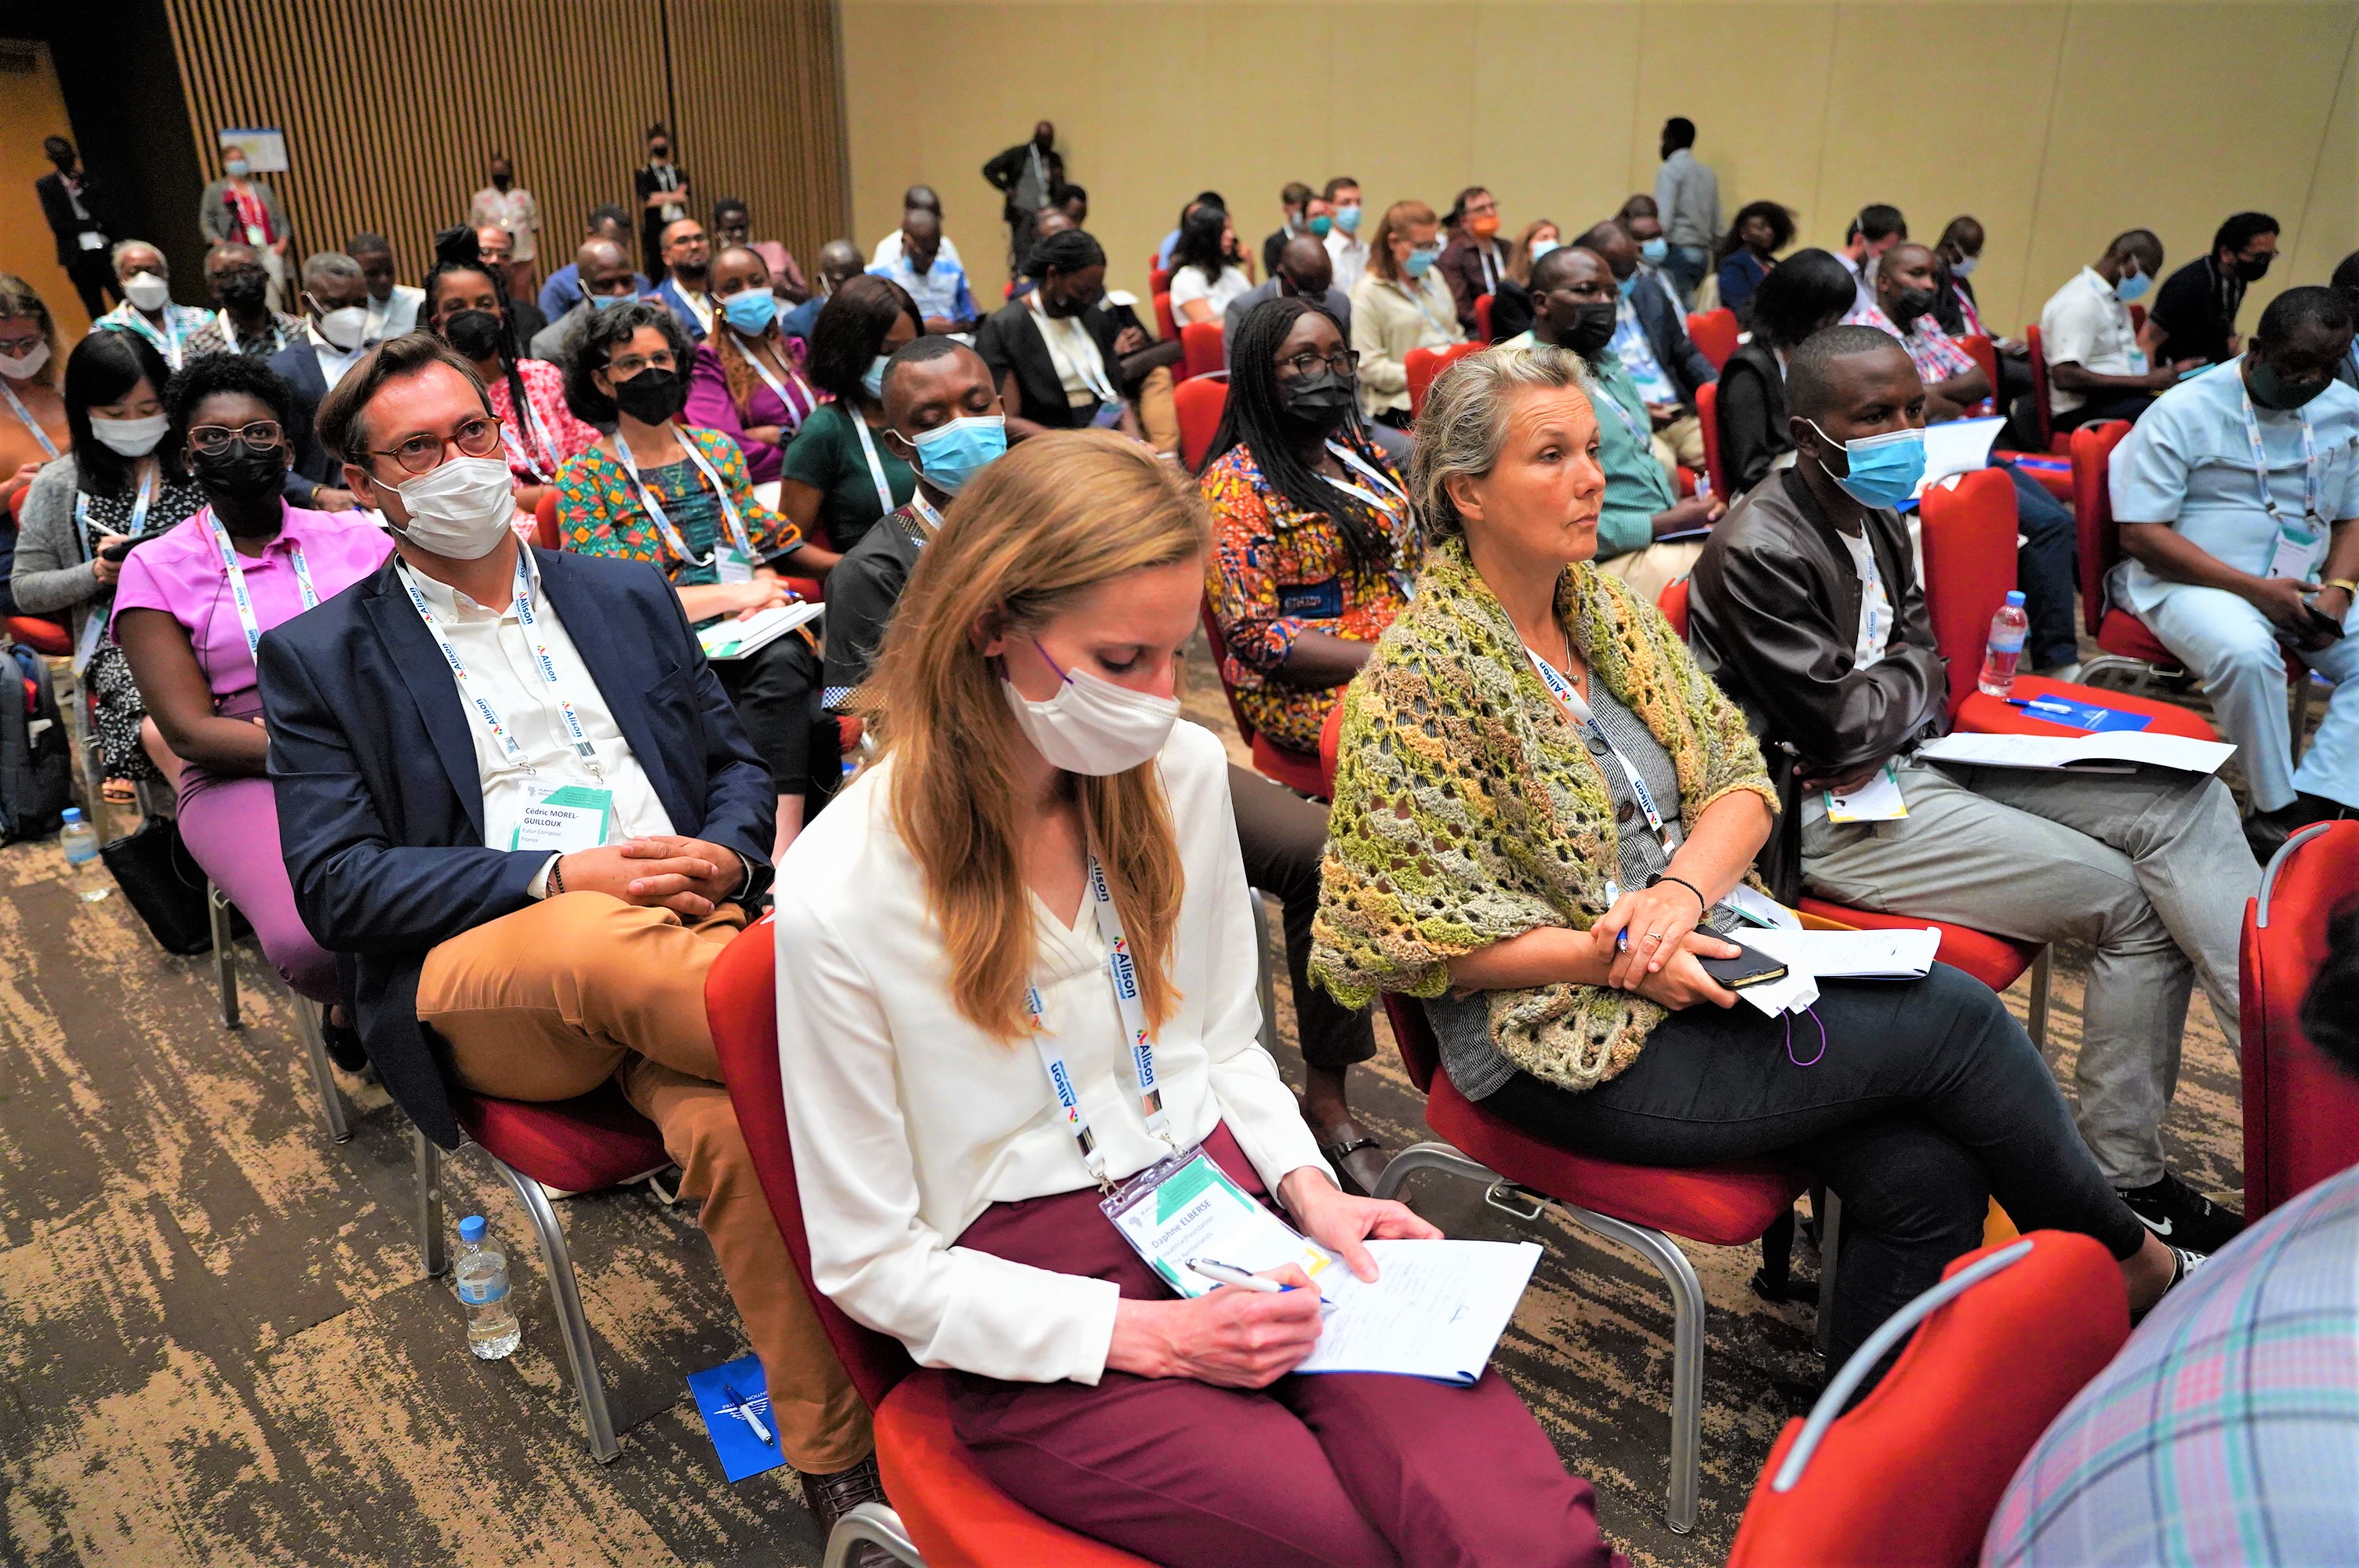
[698,601,823,661]
[1916,730,2234,775]
[1295,1240,1542,1384]
[1743,927,1941,980]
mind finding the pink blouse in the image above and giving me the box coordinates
[112,504,394,699]
[486,358,602,484]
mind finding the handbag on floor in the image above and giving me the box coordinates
[101,815,224,956]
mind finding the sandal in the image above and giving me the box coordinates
[1318,1127,1390,1198]
[101,778,136,804]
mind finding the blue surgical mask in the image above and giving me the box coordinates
[1950,255,1979,278]
[1335,204,1362,234]
[1806,420,1927,510]
[906,413,1006,495]
[861,354,889,400]
[1528,239,1560,265]
[589,289,635,312]
[1616,272,1639,299]
[2114,268,2150,303]
[722,289,777,335]
[1403,246,1439,280]
[1639,237,1670,266]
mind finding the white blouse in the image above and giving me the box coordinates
[773,720,1329,1385]
[1168,263,1252,327]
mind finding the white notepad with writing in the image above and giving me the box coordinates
[1295,1240,1542,1383]
[1916,730,2234,775]
[1742,927,1942,980]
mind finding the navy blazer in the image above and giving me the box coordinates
[256,546,777,1148]
[266,339,338,507]
[1630,281,1719,408]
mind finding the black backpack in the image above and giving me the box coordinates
[0,643,72,844]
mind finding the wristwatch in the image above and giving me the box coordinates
[2324,578,2359,598]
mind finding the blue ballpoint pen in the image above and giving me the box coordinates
[722,1380,775,1445]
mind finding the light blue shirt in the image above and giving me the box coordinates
[2110,358,2359,613]
[867,255,976,327]
[1611,294,1680,406]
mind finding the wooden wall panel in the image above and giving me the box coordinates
[159,0,846,291]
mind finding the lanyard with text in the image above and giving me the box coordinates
[905,488,943,541]
[1323,440,1408,517]
[0,379,57,460]
[2238,382,2319,528]
[849,412,899,517]
[673,286,714,337]
[76,464,155,562]
[1025,851,1176,1190]
[613,427,758,579]
[1523,644,1677,852]
[1597,378,1654,447]
[394,553,603,780]
[500,390,559,481]
[122,309,186,369]
[731,332,817,427]
[205,509,318,664]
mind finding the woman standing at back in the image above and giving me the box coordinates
[776,429,1615,1568]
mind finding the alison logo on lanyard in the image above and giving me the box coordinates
[72,468,157,673]
[205,509,318,663]
[499,389,560,482]
[1024,848,1176,1190]
[730,332,817,428]
[2241,382,2327,582]
[395,551,604,781]
[1522,644,1676,855]
[613,428,759,582]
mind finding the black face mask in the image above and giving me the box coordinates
[215,272,268,312]
[1888,286,1939,326]
[2236,252,2275,283]
[443,309,504,361]
[649,143,671,160]
[1554,301,1617,358]
[491,171,512,191]
[610,365,689,425]
[1279,368,1358,429]
[190,442,287,507]
[1041,287,1097,320]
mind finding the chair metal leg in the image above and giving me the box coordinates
[415,1127,448,1279]
[2292,673,2315,764]
[823,1503,924,1567]
[2026,947,2052,1049]
[2071,654,2156,693]
[1248,888,1278,1058]
[207,882,238,1029]
[483,1149,621,1463]
[1374,1138,1706,1534]
[293,997,351,1144]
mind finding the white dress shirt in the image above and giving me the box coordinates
[364,284,424,344]
[309,325,367,393]
[402,551,674,866]
[1325,230,1369,297]
[774,721,1331,1385]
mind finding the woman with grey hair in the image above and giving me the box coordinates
[1310,343,2190,1372]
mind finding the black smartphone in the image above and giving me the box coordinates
[1696,945,1790,991]
[100,536,143,562]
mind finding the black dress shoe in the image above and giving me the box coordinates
[800,1454,896,1567]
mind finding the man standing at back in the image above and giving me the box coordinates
[35,136,115,318]
[1652,117,1718,308]
[260,332,882,1541]
[981,121,1063,270]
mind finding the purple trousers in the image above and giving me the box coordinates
[945,1125,1624,1568]
[179,763,338,1006]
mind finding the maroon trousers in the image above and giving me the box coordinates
[943,1125,1625,1568]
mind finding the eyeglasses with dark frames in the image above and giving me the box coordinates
[366,414,505,476]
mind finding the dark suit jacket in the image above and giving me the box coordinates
[1714,339,1792,497]
[980,142,1065,224]
[267,340,338,506]
[1630,281,1718,407]
[975,296,1131,429]
[257,548,778,1147]
[35,169,110,266]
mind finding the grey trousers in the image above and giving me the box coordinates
[1801,759,2255,1188]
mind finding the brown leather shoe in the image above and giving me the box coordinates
[799,1454,896,1566]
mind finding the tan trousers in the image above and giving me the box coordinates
[418,893,872,1473]
[1656,413,1706,474]
[1136,365,1180,457]
[1597,539,1707,612]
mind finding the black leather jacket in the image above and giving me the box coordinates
[1687,468,1950,896]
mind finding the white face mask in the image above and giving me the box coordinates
[1001,641,1180,775]
[0,341,50,382]
[123,272,170,313]
[314,304,369,352]
[89,413,167,457]
[385,455,516,560]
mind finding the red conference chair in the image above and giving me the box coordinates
[1199,597,1328,797]
[706,917,1158,1568]
[1685,307,1739,372]
[1960,334,2000,419]
[1152,291,1177,345]
[1473,292,1494,343]
[5,616,69,656]
[411,1083,674,1462]
[1405,340,1482,421]
[532,487,563,550]
[1173,373,1228,471]
[1656,575,2055,1045]
[1318,699,1804,1534]
[2023,324,2070,453]
[1725,1231,2128,1568]
[1696,381,1728,499]
[1917,467,2216,742]
[1180,320,1224,380]
[1147,262,1173,297]
[2241,820,2359,1219]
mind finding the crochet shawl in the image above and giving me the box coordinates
[1311,533,1776,1092]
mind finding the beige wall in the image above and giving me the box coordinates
[844,0,2358,337]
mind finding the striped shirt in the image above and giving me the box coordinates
[1844,301,1979,389]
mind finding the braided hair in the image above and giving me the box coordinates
[422,256,541,459]
[1199,296,1395,580]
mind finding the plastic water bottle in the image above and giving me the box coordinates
[1978,590,2029,699]
[58,808,110,902]
[454,1214,520,1359]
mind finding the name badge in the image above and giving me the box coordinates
[1826,760,1909,823]
[1723,884,1802,931]
[2125,348,2149,376]
[2270,522,2327,584]
[243,223,269,247]
[77,230,106,251]
[1100,1144,1339,1301]
[71,608,106,677]
[714,543,755,585]
[1090,400,1126,430]
[510,784,613,854]
[1278,578,1345,618]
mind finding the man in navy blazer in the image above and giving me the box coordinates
[256,332,878,1523]
[265,249,372,511]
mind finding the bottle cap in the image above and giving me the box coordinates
[459,1215,486,1243]
[61,808,80,822]
[2004,590,2025,606]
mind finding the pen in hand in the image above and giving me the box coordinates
[1187,1258,1337,1312]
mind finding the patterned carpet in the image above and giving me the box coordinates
[0,641,2252,1567]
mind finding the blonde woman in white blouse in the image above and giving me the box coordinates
[774,430,1612,1568]
[1350,198,1465,425]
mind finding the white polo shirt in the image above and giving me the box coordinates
[2041,267,2144,415]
